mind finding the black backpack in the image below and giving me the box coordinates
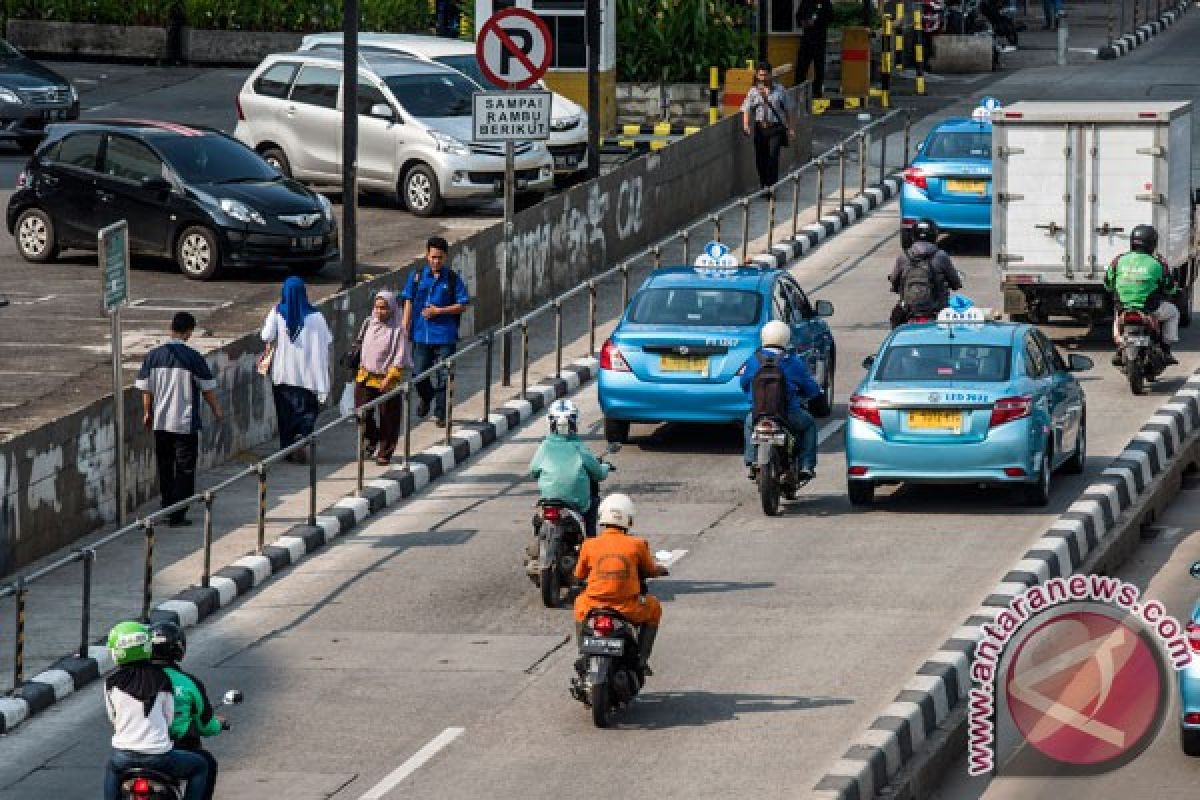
[901,252,939,315]
[751,352,790,420]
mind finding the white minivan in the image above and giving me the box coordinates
[234,51,554,216]
[299,32,589,181]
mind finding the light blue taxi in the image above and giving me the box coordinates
[844,299,1092,507]
[1178,584,1200,756]
[598,242,835,443]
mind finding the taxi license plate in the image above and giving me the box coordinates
[660,355,707,373]
[908,409,962,432]
[581,637,624,656]
[946,178,987,194]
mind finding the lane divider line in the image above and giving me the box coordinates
[656,549,689,568]
[358,726,465,799]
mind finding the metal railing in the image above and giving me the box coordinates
[0,107,911,694]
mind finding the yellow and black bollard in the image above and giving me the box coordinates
[881,15,894,107]
[709,67,720,125]
[893,1,906,71]
[913,8,927,95]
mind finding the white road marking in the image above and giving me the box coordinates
[817,419,845,444]
[655,549,688,567]
[358,727,465,799]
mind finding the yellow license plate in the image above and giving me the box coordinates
[908,409,962,432]
[946,178,987,194]
[660,355,707,373]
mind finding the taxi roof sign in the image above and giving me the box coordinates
[694,241,739,269]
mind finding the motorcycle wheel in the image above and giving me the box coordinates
[758,460,782,517]
[591,682,611,728]
[1128,356,1145,395]
[540,565,560,608]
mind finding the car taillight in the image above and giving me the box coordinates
[235,93,245,121]
[902,167,927,190]
[542,506,560,522]
[592,615,615,636]
[130,777,152,799]
[848,465,868,476]
[1186,712,1200,725]
[990,395,1032,428]
[599,339,629,372]
[1187,622,1200,652]
[1003,467,1027,477]
[849,394,881,427]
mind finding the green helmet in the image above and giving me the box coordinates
[107,621,152,666]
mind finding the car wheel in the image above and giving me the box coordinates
[175,225,222,281]
[848,480,874,507]
[402,164,444,217]
[15,208,59,262]
[604,418,629,444]
[260,146,292,178]
[1063,415,1086,475]
[1183,727,1200,756]
[1022,447,1052,507]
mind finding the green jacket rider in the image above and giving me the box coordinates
[1103,223,1180,365]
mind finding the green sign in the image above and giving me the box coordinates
[99,221,129,310]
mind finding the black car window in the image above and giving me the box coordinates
[0,39,19,58]
[876,344,1012,382]
[925,131,991,160]
[626,288,761,327]
[356,78,390,116]
[289,65,341,109]
[433,55,488,88]
[1023,333,1047,377]
[254,62,299,98]
[48,132,102,171]
[771,280,793,322]
[1034,330,1068,372]
[103,135,163,182]
[382,73,476,118]
[153,133,278,184]
[784,279,813,319]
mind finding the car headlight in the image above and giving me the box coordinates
[550,114,581,132]
[0,88,19,104]
[317,193,334,221]
[219,198,266,225]
[430,131,469,156]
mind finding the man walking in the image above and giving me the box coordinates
[135,312,223,527]
[401,236,470,428]
[795,0,834,98]
[741,62,796,190]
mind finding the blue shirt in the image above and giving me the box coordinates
[401,265,470,345]
[739,347,822,414]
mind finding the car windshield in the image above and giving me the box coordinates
[876,343,1011,382]
[383,72,476,117]
[925,131,991,160]
[626,288,762,327]
[433,55,486,88]
[154,133,279,184]
[0,39,19,59]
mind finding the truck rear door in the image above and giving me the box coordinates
[1083,123,1161,279]
[994,123,1076,278]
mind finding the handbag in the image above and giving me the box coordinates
[339,319,371,371]
[256,341,275,376]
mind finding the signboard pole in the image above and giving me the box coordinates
[502,137,515,386]
[586,0,600,180]
[341,0,359,290]
[111,305,125,526]
[99,221,131,527]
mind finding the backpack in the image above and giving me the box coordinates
[751,352,790,420]
[900,252,939,315]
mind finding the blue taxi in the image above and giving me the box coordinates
[844,300,1092,507]
[598,243,835,443]
[900,103,995,240]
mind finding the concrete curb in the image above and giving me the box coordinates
[813,368,1200,800]
[749,175,903,270]
[1098,1,1189,59]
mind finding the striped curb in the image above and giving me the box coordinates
[749,174,902,270]
[813,368,1200,800]
[0,358,599,735]
[1099,1,1189,59]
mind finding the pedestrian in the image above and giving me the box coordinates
[1042,0,1063,29]
[260,276,332,463]
[794,0,834,98]
[401,236,470,428]
[136,312,223,528]
[436,0,461,37]
[741,62,796,190]
[354,290,412,466]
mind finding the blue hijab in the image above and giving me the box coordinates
[277,276,317,341]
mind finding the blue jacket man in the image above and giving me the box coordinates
[740,320,822,479]
[401,236,470,427]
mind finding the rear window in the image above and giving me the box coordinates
[254,62,299,98]
[876,344,1011,382]
[626,288,761,327]
[925,131,991,160]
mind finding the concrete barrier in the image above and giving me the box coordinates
[0,87,812,579]
[928,33,994,73]
[181,29,304,66]
[6,20,169,61]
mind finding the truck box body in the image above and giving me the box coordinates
[990,101,1195,321]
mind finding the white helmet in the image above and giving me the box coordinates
[761,319,791,349]
[597,493,636,530]
[547,399,579,435]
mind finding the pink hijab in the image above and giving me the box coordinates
[360,290,411,373]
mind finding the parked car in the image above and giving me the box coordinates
[598,259,836,443]
[900,114,992,243]
[845,308,1091,507]
[299,32,589,180]
[8,120,338,280]
[234,50,554,216]
[0,38,80,154]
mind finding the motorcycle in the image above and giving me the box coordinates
[750,415,808,516]
[1116,307,1170,394]
[980,0,1019,45]
[527,443,619,608]
[569,567,668,728]
[117,690,243,800]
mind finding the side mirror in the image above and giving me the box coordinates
[1067,354,1094,372]
[815,299,834,317]
[862,354,876,370]
[1191,560,1200,579]
[1193,188,1200,207]
[141,176,171,192]
[370,103,395,120]
[222,689,243,705]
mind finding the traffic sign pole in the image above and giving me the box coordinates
[99,220,130,526]
[502,136,514,386]
[341,0,359,290]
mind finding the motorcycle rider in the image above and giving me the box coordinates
[150,622,224,800]
[890,218,963,328]
[740,319,823,482]
[1106,223,1180,367]
[102,621,211,800]
[573,493,668,674]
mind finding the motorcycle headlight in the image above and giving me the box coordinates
[0,88,19,104]
[218,198,266,225]
[316,193,334,220]
[550,114,580,132]
[430,130,470,156]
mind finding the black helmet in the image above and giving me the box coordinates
[150,621,186,664]
[1130,224,1158,254]
[912,218,939,244]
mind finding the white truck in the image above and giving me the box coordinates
[990,101,1198,326]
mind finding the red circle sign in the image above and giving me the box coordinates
[475,8,554,89]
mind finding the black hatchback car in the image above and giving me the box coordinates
[7,120,338,280]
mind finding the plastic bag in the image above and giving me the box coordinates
[338,382,356,417]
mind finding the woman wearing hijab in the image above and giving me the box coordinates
[260,277,332,463]
[354,290,412,466]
